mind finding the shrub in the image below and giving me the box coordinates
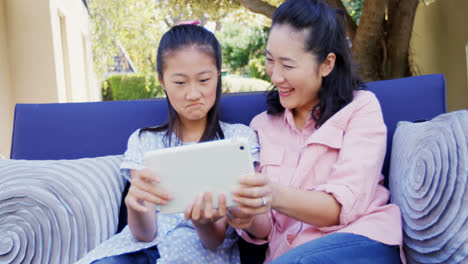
[249,57,269,81]
[216,24,269,78]
[101,74,270,101]
[102,74,164,101]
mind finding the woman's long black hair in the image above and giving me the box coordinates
[266,0,364,128]
[140,25,224,146]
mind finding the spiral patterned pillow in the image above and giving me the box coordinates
[0,155,125,264]
[389,110,468,264]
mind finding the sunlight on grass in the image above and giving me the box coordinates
[222,75,271,93]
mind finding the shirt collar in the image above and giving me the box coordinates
[283,108,317,132]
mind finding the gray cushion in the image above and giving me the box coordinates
[389,110,468,263]
[0,155,125,264]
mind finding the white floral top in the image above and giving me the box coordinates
[76,122,260,264]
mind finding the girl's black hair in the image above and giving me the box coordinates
[140,24,224,146]
[266,0,364,128]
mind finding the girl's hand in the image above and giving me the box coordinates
[184,192,227,225]
[226,206,255,229]
[232,173,272,215]
[125,168,173,213]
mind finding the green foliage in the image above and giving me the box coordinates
[161,0,241,25]
[89,0,271,91]
[249,57,269,81]
[102,74,164,101]
[162,0,274,26]
[89,0,166,81]
[101,80,112,101]
[342,0,364,24]
[216,24,269,78]
[102,74,269,101]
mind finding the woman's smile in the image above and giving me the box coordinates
[277,86,295,97]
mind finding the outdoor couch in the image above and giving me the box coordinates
[3,73,466,264]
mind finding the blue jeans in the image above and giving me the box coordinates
[90,245,160,264]
[271,233,401,264]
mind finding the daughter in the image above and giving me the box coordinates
[77,24,259,264]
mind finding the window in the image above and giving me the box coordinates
[466,43,468,86]
[59,12,72,102]
[82,34,91,100]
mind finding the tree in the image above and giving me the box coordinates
[91,0,424,82]
[234,0,422,81]
[89,0,269,82]
[89,0,166,81]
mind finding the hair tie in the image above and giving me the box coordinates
[178,20,201,26]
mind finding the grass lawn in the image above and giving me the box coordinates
[222,75,271,93]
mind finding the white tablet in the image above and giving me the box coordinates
[143,138,254,214]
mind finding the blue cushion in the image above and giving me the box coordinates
[10,99,169,160]
[389,110,468,263]
[0,155,125,263]
[367,74,447,185]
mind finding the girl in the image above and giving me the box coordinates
[77,24,259,264]
[228,0,403,263]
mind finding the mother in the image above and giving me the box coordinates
[229,0,403,263]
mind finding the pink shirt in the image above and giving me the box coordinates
[239,90,403,263]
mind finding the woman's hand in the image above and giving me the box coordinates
[231,173,273,215]
[125,168,173,213]
[184,192,227,225]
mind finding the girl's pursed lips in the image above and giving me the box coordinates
[186,102,203,108]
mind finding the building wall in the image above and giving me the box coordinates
[0,0,96,158]
[5,0,60,104]
[411,0,468,111]
[0,0,13,158]
[50,0,98,102]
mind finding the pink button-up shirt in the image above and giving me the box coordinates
[239,90,403,263]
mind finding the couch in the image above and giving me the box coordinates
[2,74,449,263]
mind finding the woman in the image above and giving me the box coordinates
[228,0,403,263]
